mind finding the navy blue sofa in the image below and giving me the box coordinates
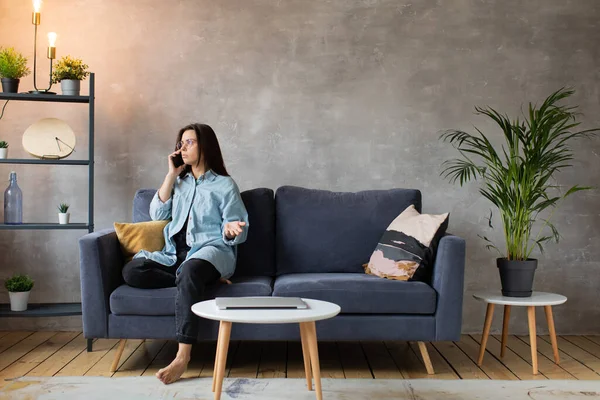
[79,186,465,373]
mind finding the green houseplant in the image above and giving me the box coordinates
[4,273,34,311]
[441,88,599,297]
[57,202,70,224]
[51,56,90,96]
[0,47,31,93]
[0,140,8,159]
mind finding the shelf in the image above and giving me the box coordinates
[0,223,89,230]
[0,92,90,103]
[0,302,82,317]
[0,74,94,324]
[0,159,90,165]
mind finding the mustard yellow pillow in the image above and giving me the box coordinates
[114,220,169,262]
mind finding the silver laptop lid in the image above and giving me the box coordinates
[215,297,308,310]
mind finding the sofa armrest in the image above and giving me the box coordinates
[78,228,124,339]
[431,233,466,341]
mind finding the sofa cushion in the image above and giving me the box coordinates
[132,189,156,223]
[275,186,422,275]
[273,273,436,314]
[235,188,276,277]
[110,276,273,316]
[132,187,276,277]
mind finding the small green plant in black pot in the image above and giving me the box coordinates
[5,273,34,311]
[0,47,31,93]
[440,88,599,297]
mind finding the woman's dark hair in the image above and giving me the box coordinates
[176,123,229,179]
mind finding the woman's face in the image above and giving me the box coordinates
[179,129,201,166]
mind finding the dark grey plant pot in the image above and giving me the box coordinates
[1,78,19,93]
[497,258,537,297]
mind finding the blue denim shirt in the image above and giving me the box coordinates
[133,170,249,279]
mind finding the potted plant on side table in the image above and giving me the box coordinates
[440,88,599,297]
[0,47,31,93]
[5,273,34,311]
[0,141,8,158]
[58,203,70,224]
[51,56,90,96]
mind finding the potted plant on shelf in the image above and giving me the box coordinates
[440,88,599,297]
[0,141,8,159]
[4,273,34,311]
[58,203,70,224]
[51,56,90,96]
[0,47,31,93]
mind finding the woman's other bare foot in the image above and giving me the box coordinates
[156,355,190,384]
[156,343,192,384]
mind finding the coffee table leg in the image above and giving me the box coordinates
[299,322,313,391]
[305,322,323,400]
[527,306,538,375]
[212,322,224,392]
[544,305,560,364]
[478,303,495,366]
[214,321,232,400]
[501,305,511,358]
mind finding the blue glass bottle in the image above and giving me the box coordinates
[4,171,23,224]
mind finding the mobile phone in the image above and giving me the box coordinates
[172,153,184,167]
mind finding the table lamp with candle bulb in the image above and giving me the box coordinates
[29,0,57,94]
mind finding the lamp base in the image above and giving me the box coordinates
[28,90,56,95]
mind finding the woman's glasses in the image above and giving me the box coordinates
[176,139,197,150]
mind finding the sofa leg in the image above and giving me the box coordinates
[87,339,93,352]
[417,341,435,375]
[110,339,127,373]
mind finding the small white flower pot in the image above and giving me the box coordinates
[58,212,70,224]
[0,148,7,159]
[61,79,81,96]
[9,291,30,311]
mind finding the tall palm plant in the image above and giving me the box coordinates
[441,88,598,261]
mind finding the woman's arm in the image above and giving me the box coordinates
[150,150,184,220]
[158,173,177,204]
[149,174,176,221]
[221,181,249,246]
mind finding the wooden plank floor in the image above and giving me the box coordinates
[1,332,599,385]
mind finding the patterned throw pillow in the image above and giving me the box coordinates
[364,205,449,282]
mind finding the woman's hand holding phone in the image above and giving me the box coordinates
[168,150,185,177]
[158,150,184,203]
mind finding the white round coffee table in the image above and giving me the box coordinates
[192,298,340,400]
[473,291,567,375]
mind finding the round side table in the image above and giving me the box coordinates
[473,291,567,375]
[192,298,341,400]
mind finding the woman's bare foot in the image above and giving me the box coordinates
[156,355,190,384]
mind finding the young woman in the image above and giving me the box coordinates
[121,123,249,384]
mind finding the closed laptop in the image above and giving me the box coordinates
[215,297,308,310]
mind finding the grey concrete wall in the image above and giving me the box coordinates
[0,0,599,334]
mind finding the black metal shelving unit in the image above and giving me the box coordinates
[0,73,94,322]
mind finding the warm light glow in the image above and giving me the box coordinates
[33,0,42,13]
[47,32,57,47]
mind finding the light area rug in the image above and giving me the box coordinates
[1,377,600,400]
